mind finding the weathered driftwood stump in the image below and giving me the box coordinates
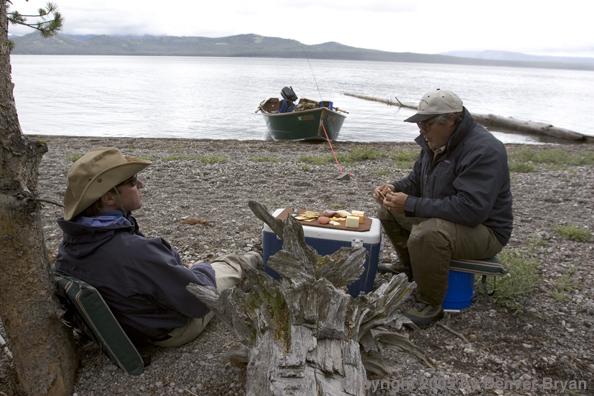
[187,201,430,395]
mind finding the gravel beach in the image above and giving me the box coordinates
[1,135,594,396]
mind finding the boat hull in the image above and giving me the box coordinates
[262,107,346,142]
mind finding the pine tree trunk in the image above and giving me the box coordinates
[0,3,77,395]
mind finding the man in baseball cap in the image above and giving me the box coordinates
[403,89,465,151]
[373,89,513,328]
[403,89,464,123]
[54,147,262,347]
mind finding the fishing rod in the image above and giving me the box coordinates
[298,42,323,102]
[298,41,350,181]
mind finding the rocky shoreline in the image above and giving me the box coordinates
[1,135,594,395]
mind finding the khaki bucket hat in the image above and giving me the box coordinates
[63,147,151,220]
[404,89,464,123]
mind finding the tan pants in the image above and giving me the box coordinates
[378,207,503,306]
[155,252,262,347]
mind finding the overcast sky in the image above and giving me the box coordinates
[7,0,593,57]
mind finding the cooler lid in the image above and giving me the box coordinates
[263,208,381,244]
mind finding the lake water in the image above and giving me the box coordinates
[10,55,594,144]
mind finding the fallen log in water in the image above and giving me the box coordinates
[470,113,585,141]
[187,201,431,396]
[343,92,409,108]
[344,92,588,142]
[344,92,418,109]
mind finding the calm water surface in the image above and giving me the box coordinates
[10,55,594,144]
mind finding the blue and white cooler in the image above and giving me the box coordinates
[262,208,382,298]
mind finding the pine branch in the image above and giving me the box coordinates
[7,2,63,38]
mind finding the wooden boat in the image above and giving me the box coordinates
[258,96,347,142]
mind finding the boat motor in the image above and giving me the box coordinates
[281,86,298,102]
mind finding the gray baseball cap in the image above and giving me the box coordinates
[404,89,463,123]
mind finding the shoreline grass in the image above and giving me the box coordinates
[507,147,594,173]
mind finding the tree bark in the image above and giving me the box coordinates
[0,3,77,395]
[188,201,431,395]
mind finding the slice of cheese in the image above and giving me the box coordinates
[345,215,360,228]
[351,210,364,223]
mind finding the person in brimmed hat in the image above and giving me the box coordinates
[62,147,152,221]
[373,89,513,328]
[54,147,262,347]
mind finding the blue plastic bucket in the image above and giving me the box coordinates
[443,270,475,310]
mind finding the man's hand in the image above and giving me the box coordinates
[373,184,395,204]
[382,192,408,214]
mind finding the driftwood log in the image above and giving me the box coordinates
[344,92,587,142]
[470,113,585,141]
[187,201,430,396]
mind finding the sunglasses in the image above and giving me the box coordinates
[417,117,438,132]
[117,174,138,187]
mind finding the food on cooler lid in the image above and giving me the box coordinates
[294,211,320,221]
[345,216,360,228]
[292,209,366,227]
[350,210,364,224]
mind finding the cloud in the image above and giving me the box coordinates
[6,0,594,57]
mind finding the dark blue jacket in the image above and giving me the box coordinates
[392,108,513,245]
[54,213,216,343]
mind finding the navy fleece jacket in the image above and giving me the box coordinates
[54,212,216,343]
[393,108,513,245]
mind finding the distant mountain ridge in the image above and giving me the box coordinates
[10,33,594,72]
[441,50,594,65]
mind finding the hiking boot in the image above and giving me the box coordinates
[377,261,413,281]
[377,261,407,274]
[403,301,444,328]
